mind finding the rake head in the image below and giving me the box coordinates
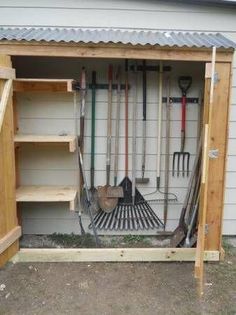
[172,152,190,177]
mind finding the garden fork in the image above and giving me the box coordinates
[172,76,192,177]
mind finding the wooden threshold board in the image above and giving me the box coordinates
[14,134,76,152]
[16,186,77,211]
[11,248,220,263]
[13,78,74,92]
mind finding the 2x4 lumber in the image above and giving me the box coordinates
[0,226,21,255]
[13,79,73,92]
[205,62,232,251]
[0,42,233,62]
[0,55,19,267]
[195,49,216,294]
[0,66,15,80]
[0,79,13,133]
[16,186,77,211]
[11,248,220,263]
[14,134,76,152]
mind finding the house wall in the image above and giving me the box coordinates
[0,0,235,235]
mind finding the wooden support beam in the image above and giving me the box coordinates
[16,186,77,211]
[13,79,74,92]
[205,62,232,251]
[0,66,15,80]
[14,134,76,152]
[0,79,13,133]
[0,42,233,62]
[11,248,220,263]
[0,55,19,267]
[0,226,21,255]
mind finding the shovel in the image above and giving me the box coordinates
[170,133,202,247]
[88,71,100,213]
[98,65,123,213]
[136,60,150,184]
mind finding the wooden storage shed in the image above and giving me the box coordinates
[0,1,235,291]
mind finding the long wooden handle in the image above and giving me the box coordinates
[125,60,129,177]
[90,71,96,189]
[114,66,121,186]
[106,65,113,185]
[157,61,163,184]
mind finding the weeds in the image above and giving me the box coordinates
[49,233,96,248]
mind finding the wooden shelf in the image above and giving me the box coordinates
[13,78,74,92]
[16,186,77,211]
[14,134,77,152]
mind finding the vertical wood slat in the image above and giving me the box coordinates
[195,48,216,295]
[205,62,232,251]
[195,60,231,293]
[0,55,19,267]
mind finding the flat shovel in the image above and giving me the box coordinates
[98,65,123,213]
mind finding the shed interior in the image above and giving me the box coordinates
[12,56,205,245]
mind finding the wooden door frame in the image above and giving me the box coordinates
[0,43,233,264]
[0,55,21,267]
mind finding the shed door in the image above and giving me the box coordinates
[0,55,21,266]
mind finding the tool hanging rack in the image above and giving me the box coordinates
[72,60,203,233]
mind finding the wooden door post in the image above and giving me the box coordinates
[0,55,20,267]
[205,62,232,251]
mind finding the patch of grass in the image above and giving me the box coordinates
[222,238,236,256]
[122,234,150,246]
[49,233,97,248]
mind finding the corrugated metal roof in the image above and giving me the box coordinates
[0,27,235,49]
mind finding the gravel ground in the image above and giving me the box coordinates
[0,238,235,315]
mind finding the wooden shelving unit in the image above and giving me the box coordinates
[16,186,77,211]
[14,78,77,211]
[13,78,74,92]
[14,134,77,152]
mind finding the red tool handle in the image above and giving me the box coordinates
[181,95,186,132]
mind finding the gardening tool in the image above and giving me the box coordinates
[184,177,201,247]
[132,63,138,205]
[164,75,171,228]
[73,90,85,236]
[170,133,202,247]
[78,67,88,213]
[114,66,121,187]
[79,67,86,154]
[88,71,100,214]
[89,60,164,231]
[78,144,100,247]
[116,59,132,200]
[98,65,123,213]
[73,76,99,243]
[144,63,177,204]
[172,76,192,177]
[136,60,149,184]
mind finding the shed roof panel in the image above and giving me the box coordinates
[0,27,235,49]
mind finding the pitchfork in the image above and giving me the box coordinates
[172,76,192,177]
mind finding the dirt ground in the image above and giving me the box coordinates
[0,239,235,315]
